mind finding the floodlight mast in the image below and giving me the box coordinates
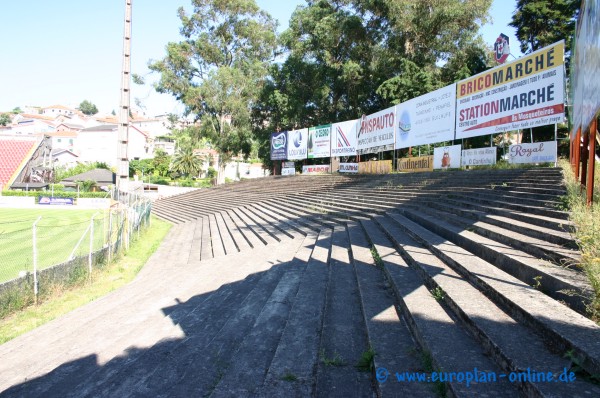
[117,0,132,192]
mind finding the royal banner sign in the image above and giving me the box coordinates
[507,141,557,164]
[456,41,565,139]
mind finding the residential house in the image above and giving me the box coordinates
[41,104,77,117]
[42,130,78,151]
[75,124,151,167]
[51,148,79,168]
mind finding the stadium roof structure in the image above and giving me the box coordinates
[0,139,37,188]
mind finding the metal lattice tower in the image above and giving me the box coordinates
[117,0,132,191]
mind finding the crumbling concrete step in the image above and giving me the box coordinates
[259,229,331,397]
[315,226,373,397]
[415,203,581,266]
[232,207,279,246]
[224,208,265,249]
[200,215,213,261]
[386,211,600,378]
[359,218,519,397]
[420,199,577,249]
[213,211,238,255]
[347,221,434,397]
[208,233,318,397]
[400,207,591,313]
[242,205,298,241]
[447,192,570,220]
[249,202,313,237]
[208,213,226,258]
[373,214,600,397]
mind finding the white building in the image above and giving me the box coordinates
[75,124,151,166]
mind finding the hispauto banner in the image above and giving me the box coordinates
[331,119,358,157]
[308,124,332,158]
[287,128,308,160]
[270,131,287,160]
[395,84,456,149]
[456,41,565,139]
[357,105,396,155]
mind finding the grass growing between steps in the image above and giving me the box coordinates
[0,216,172,344]
[559,159,600,321]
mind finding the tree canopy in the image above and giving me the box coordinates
[78,100,98,115]
[149,0,278,183]
[509,0,580,55]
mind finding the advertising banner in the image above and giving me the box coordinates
[338,163,359,173]
[287,128,308,160]
[357,105,396,155]
[39,197,75,205]
[433,144,462,169]
[395,84,456,149]
[572,3,600,132]
[302,165,330,174]
[461,147,497,166]
[331,120,358,157]
[281,168,296,175]
[507,141,557,164]
[397,156,433,173]
[456,41,565,139]
[358,160,392,174]
[270,131,287,160]
[308,125,332,158]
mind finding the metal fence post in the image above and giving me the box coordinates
[108,210,113,263]
[88,212,99,280]
[32,216,42,304]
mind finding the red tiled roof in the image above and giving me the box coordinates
[0,140,36,187]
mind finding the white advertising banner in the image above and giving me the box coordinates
[456,41,565,139]
[287,128,308,160]
[433,144,462,169]
[357,105,396,155]
[338,163,359,173]
[395,84,456,149]
[302,165,330,174]
[308,124,332,159]
[461,147,497,166]
[507,141,557,164]
[331,119,358,157]
[281,167,296,175]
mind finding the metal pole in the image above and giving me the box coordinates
[32,216,42,304]
[108,210,113,263]
[89,212,100,280]
[554,123,558,167]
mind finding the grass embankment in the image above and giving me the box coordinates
[559,159,600,321]
[0,216,172,344]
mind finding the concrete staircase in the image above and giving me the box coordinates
[1,168,599,397]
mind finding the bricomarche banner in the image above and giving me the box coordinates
[456,41,565,140]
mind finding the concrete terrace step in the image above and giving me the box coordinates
[372,214,600,397]
[415,203,581,266]
[359,217,520,397]
[385,211,600,378]
[347,221,435,397]
[399,207,592,314]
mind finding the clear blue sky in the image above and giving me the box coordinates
[0,0,523,117]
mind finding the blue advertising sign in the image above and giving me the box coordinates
[270,131,288,160]
[39,197,75,205]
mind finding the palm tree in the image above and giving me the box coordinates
[170,146,205,177]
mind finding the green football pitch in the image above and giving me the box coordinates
[0,208,112,284]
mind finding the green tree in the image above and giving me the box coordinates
[510,0,580,55]
[12,107,22,114]
[0,113,10,126]
[150,0,278,184]
[78,100,98,115]
[152,148,172,177]
[170,145,205,177]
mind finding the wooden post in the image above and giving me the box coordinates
[581,127,589,188]
[586,119,597,206]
